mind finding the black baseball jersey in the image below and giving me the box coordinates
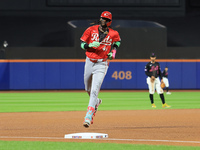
[162,70,168,78]
[99,28,109,42]
[145,61,162,79]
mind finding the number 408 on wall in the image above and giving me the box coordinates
[111,71,132,80]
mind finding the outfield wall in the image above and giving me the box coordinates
[0,59,200,90]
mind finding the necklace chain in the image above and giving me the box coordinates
[99,27,108,34]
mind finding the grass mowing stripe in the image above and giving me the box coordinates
[1,97,199,102]
[0,92,200,112]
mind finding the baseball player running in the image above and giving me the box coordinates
[162,67,171,94]
[145,53,171,108]
[80,11,121,128]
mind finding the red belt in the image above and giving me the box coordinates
[89,58,107,63]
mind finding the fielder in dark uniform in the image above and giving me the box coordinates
[162,67,171,94]
[145,53,171,108]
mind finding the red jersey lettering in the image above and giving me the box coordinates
[80,25,121,59]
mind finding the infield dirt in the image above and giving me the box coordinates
[0,109,200,147]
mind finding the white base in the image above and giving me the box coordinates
[64,132,108,139]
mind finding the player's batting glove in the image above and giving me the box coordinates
[89,41,100,48]
[107,49,116,60]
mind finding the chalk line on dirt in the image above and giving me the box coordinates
[0,136,200,144]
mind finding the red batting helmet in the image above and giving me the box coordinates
[100,11,112,26]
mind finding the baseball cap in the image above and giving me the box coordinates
[150,52,156,57]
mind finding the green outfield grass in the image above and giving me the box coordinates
[0,91,200,150]
[0,141,200,150]
[0,91,199,112]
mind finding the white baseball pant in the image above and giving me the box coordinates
[146,77,163,94]
[163,77,169,88]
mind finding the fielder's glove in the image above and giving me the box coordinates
[107,49,116,60]
[89,41,100,48]
[160,82,165,89]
